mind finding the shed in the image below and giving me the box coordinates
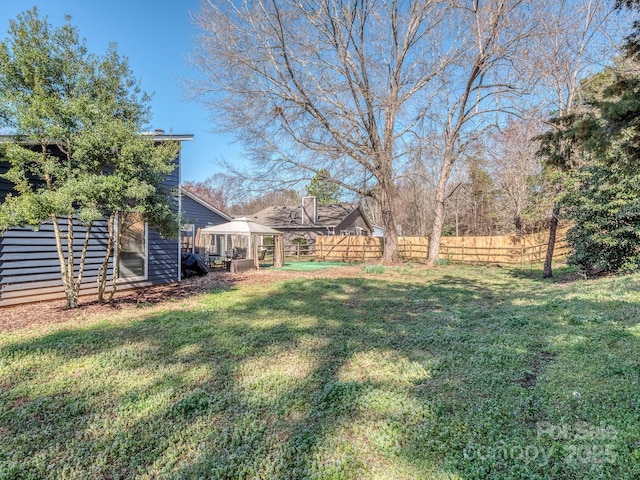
[200,218,284,272]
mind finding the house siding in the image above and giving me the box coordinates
[180,192,230,255]
[147,161,180,285]
[181,195,229,230]
[0,220,111,306]
[0,138,188,307]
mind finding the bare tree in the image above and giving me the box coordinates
[183,172,246,211]
[486,113,550,235]
[190,0,619,265]
[422,0,548,265]
[233,189,301,216]
[394,158,435,237]
[190,0,457,262]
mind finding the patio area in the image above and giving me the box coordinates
[200,217,284,273]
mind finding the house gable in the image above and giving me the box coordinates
[247,198,374,245]
[181,189,231,228]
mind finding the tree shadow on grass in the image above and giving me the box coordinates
[1,272,640,478]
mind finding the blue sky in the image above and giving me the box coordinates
[0,0,242,183]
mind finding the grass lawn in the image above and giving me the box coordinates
[1,264,640,479]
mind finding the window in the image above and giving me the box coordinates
[119,213,147,279]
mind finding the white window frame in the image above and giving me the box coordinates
[115,212,149,281]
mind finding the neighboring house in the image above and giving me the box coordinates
[247,196,376,248]
[0,132,193,307]
[180,188,232,256]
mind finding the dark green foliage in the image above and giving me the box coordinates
[562,163,640,273]
[306,168,341,205]
[539,55,640,274]
[0,8,179,307]
[617,0,640,59]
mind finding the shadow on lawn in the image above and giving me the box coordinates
[2,272,640,479]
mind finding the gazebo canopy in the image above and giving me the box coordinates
[199,217,284,270]
[200,217,282,236]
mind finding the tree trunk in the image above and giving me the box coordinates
[51,214,79,309]
[427,149,455,266]
[514,214,523,236]
[427,193,446,267]
[98,212,116,302]
[379,184,399,264]
[108,214,123,302]
[74,222,93,296]
[543,201,560,278]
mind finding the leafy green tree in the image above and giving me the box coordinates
[75,120,179,302]
[306,169,341,205]
[619,0,640,58]
[0,9,178,307]
[540,58,640,274]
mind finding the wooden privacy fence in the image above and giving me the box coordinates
[317,236,383,262]
[259,242,318,260]
[316,230,570,264]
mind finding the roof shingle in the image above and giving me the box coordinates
[247,204,357,228]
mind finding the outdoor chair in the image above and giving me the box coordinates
[210,255,225,270]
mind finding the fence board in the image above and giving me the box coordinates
[316,230,569,264]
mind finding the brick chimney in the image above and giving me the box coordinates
[301,196,318,224]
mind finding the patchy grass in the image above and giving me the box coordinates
[361,263,386,274]
[1,265,640,479]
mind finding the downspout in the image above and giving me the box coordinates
[177,149,182,282]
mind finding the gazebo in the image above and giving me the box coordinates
[199,217,284,272]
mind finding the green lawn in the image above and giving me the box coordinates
[276,260,352,271]
[1,265,640,479]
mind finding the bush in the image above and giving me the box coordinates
[292,237,309,254]
[562,163,640,274]
[361,264,385,274]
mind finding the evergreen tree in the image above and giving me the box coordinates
[540,58,640,274]
[0,9,179,307]
[306,169,341,205]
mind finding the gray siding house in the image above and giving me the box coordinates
[180,189,231,255]
[247,196,376,248]
[0,133,193,307]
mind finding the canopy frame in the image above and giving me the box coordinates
[200,218,284,270]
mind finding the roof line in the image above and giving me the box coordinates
[0,133,194,143]
[181,188,232,221]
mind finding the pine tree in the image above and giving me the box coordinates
[306,169,341,205]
